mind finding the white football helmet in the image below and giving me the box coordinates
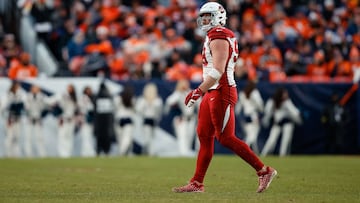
[197,2,227,32]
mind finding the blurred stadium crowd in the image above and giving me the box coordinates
[0,0,360,82]
[1,0,360,157]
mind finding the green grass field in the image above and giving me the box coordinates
[0,155,359,203]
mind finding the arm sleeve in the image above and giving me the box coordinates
[164,91,181,115]
[135,98,144,114]
[8,66,17,79]
[251,89,264,113]
[235,92,243,115]
[262,99,274,127]
[284,99,302,124]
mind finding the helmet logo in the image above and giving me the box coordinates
[198,2,227,31]
[219,6,225,13]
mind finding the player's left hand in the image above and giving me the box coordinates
[185,88,203,107]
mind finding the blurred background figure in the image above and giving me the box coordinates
[24,84,48,158]
[235,80,264,154]
[67,30,88,76]
[29,0,54,47]
[55,84,79,158]
[81,25,113,77]
[2,81,26,158]
[135,82,163,156]
[320,71,360,154]
[94,81,115,156]
[165,79,197,156]
[8,52,38,80]
[78,86,96,157]
[261,87,302,157]
[1,33,21,68]
[114,85,136,156]
[321,90,352,154]
[284,49,307,77]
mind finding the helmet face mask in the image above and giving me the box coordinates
[197,14,212,31]
[197,2,227,32]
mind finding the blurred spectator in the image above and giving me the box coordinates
[346,7,360,36]
[188,53,203,82]
[1,0,20,34]
[8,52,38,80]
[2,81,26,158]
[0,34,21,67]
[143,27,169,79]
[284,49,307,76]
[80,24,114,77]
[163,28,192,61]
[349,46,360,75]
[55,84,79,158]
[81,52,110,77]
[94,81,115,156]
[85,25,114,56]
[54,18,77,61]
[258,39,285,81]
[235,80,264,154]
[296,40,314,66]
[182,18,204,62]
[78,86,96,157]
[321,92,349,154]
[120,28,150,79]
[67,30,88,75]
[30,0,54,46]
[33,0,74,62]
[108,22,123,51]
[228,14,241,39]
[291,7,313,40]
[24,84,48,158]
[258,39,283,72]
[164,79,197,156]
[237,44,257,81]
[261,87,302,157]
[272,12,298,55]
[114,85,136,156]
[135,82,163,156]
[165,50,190,81]
[327,48,352,78]
[307,49,330,81]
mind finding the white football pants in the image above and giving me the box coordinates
[79,123,96,157]
[142,125,155,156]
[116,124,134,156]
[243,122,260,154]
[58,119,75,158]
[173,116,196,156]
[24,120,46,158]
[5,121,21,158]
[261,123,294,157]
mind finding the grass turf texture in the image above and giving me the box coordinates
[0,156,359,203]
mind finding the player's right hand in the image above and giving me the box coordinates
[185,88,203,107]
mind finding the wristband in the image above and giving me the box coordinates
[208,68,222,80]
[196,87,204,95]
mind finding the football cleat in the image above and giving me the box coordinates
[256,166,277,193]
[172,181,205,193]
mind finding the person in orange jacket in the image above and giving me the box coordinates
[8,52,38,80]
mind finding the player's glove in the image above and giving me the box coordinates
[185,88,204,107]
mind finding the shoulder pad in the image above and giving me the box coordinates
[208,27,235,40]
